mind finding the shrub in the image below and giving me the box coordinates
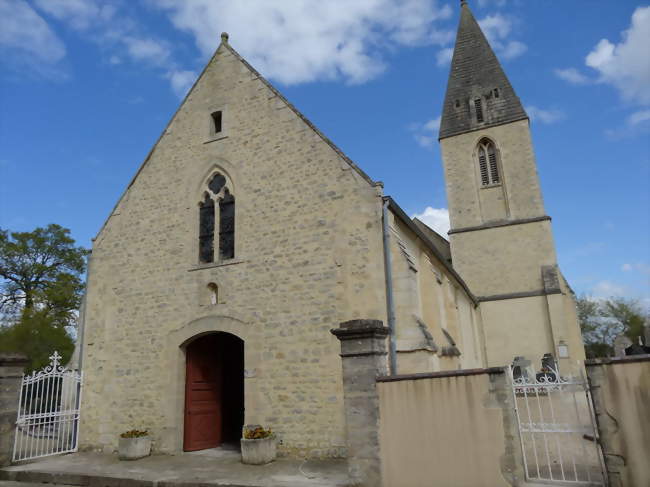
[243,426,273,439]
[120,429,148,438]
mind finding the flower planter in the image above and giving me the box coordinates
[118,435,151,461]
[240,436,277,465]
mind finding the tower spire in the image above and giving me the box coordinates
[439,1,527,139]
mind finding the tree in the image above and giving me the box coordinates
[0,224,89,370]
[0,309,76,371]
[577,295,649,358]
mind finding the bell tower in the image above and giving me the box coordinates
[438,1,585,370]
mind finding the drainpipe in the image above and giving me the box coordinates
[382,199,398,375]
[76,251,92,372]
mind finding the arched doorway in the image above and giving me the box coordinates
[183,332,244,451]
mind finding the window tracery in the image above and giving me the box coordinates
[198,173,235,263]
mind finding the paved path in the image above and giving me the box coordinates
[0,450,352,487]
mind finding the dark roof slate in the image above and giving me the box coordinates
[439,2,528,140]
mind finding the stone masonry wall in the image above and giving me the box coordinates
[0,354,28,466]
[79,40,388,458]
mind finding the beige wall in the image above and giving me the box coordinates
[586,358,650,487]
[480,286,585,372]
[387,214,486,374]
[80,41,388,458]
[440,119,545,230]
[449,220,557,297]
[480,296,553,368]
[378,371,523,487]
[439,116,585,373]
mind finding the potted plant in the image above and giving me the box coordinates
[118,429,151,460]
[241,425,276,465]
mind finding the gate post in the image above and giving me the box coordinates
[331,319,389,487]
[0,354,28,467]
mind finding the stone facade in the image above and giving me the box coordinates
[79,37,483,458]
[79,2,586,460]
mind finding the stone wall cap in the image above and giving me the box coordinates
[377,366,506,383]
[331,321,390,340]
[340,319,384,329]
[585,354,650,366]
[0,353,29,365]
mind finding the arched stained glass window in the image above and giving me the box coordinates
[198,173,235,263]
[219,190,235,260]
[199,194,215,263]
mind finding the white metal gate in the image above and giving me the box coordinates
[509,365,607,485]
[12,351,83,462]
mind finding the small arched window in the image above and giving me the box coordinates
[477,138,500,186]
[198,172,235,263]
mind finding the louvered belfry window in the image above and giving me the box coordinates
[198,172,235,263]
[477,138,500,186]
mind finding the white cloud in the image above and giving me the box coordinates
[167,69,197,98]
[123,37,171,67]
[627,110,650,126]
[526,106,566,125]
[436,47,453,66]
[33,0,115,30]
[478,13,527,60]
[592,280,627,299]
[500,40,526,60]
[478,0,507,7]
[410,116,440,148]
[585,6,650,105]
[0,0,66,76]
[153,0,453,85]
[606,108,650,139]
[412,207,450,237]
[554,67,591,85]
[621,262,650,275]
[24,0,185,94]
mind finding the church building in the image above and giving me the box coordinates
[78,1,585,458]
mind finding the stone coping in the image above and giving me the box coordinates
[377,366,505,383]
[585,354,650,366]
[0,354,29,366]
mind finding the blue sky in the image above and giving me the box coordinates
[1,0,649,305]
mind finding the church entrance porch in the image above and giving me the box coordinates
[183,332,244,452]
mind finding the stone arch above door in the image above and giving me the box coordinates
[159,314,261,453]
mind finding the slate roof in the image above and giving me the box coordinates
[439,1,528,140]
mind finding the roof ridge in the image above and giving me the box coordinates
[222,40,378,187]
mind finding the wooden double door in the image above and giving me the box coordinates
[183,333,244,451]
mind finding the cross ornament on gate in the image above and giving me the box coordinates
[49,351,62,369]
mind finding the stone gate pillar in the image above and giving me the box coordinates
[0,354,28,467]
[331,319,389,487]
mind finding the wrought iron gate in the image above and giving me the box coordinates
[13,351,83,462]
[508,365,606,485]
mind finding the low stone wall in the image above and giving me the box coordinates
[0,354,28,467]
[377,368,526,487]
[586,354,650,487]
